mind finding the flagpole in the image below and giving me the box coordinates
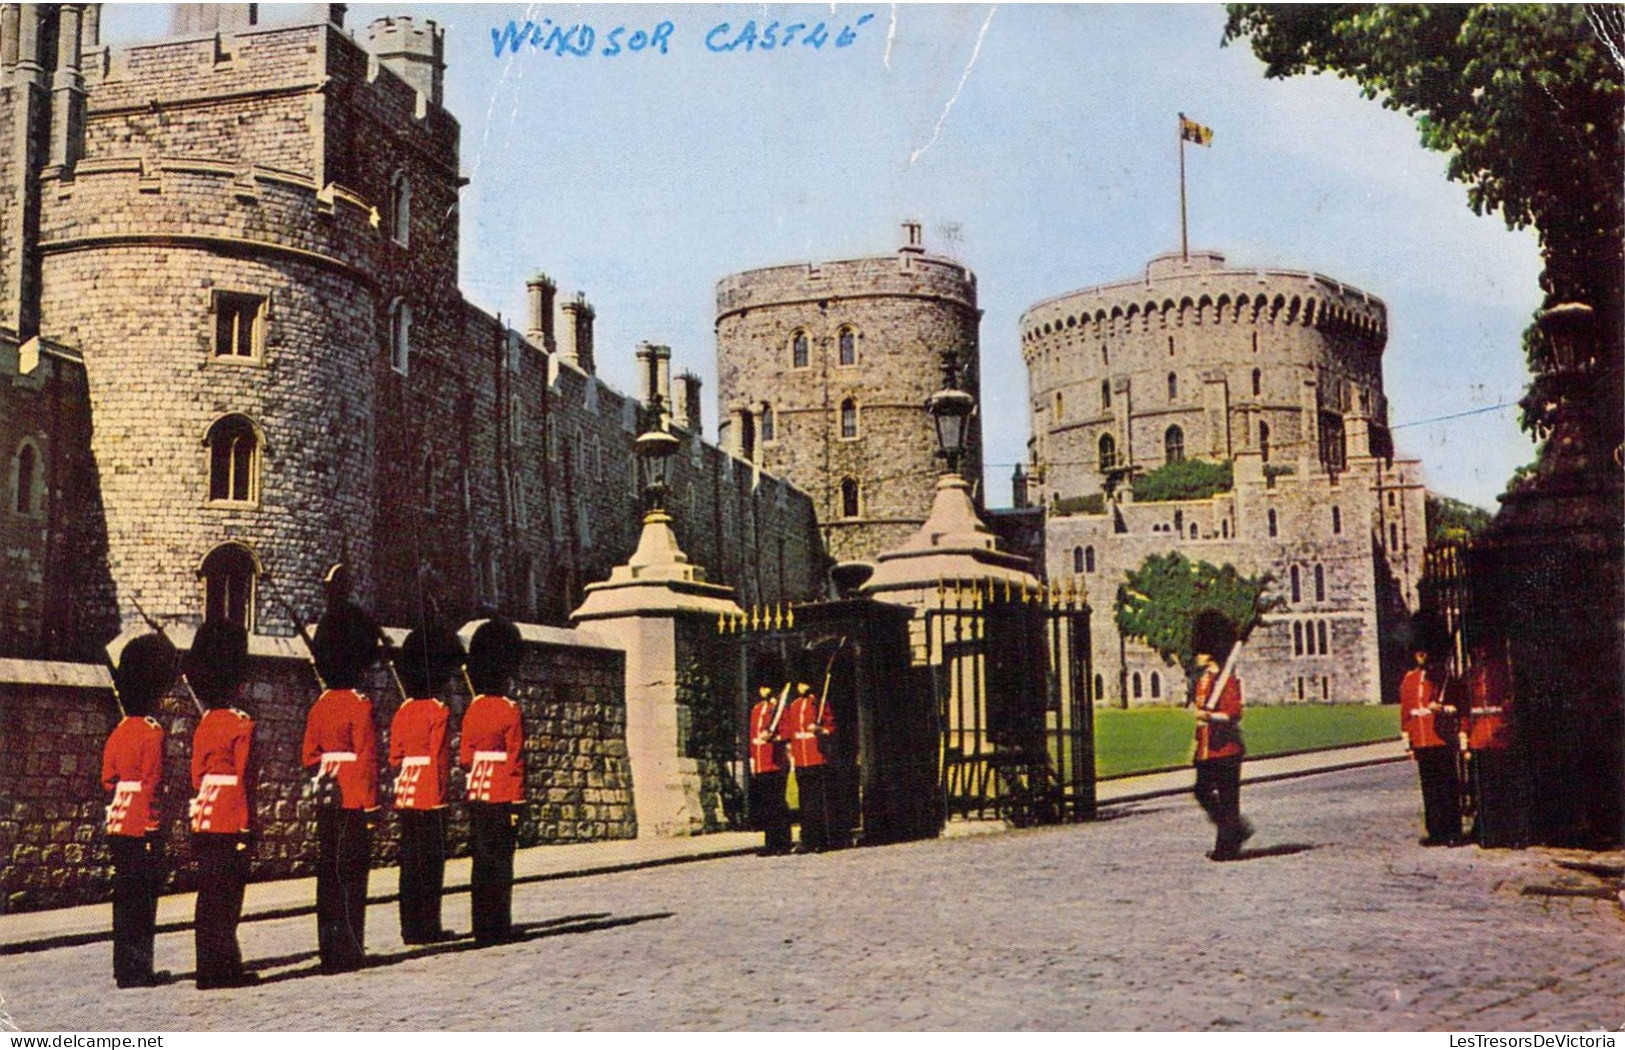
[1178,112,1189,262]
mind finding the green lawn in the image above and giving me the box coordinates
[1093,704,1399,779]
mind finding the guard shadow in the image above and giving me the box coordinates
[1224,842,1319,861]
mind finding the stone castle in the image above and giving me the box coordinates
[1018,250,1427,704]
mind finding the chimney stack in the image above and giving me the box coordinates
[525,273,556,352]
[673,372,703,433]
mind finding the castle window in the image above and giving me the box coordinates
[1332,506,1342,534]
[1085,546,1095,573]
[213,292,265,360]
[1390,523,1399,549]
[1101,345,1109,367]
[1073,546,1084,573]
[1150,672,1162,699]
[1164,425,1185,464]
[1293,621,1304,656]
[1132,672,1142,699]
[1268,508,1278,538]
[199,542,258,631]
[1167,336,1175,357]
[791,331,809,369]
[387,169,411,246]
[1098,433,1117,472]
[11,441,39,517]
[1093,673,1104,701]
[1101,380,1111,410]
[1258,421,1271,462]
[1252,332,1259,354]
[1190,523,1199,539]
[1290,565,1301,603]
[1221,519,1230,539]
[1297,675,1306,700]
[205,415,259,504]
[1314,564,1326,602]
[1317,620,1329,654]
[1055,391,1064,420]
[389,298,412,376]
[838,327,857,366]
[1321,675,1330,701]
[1174,510,1183,534]
[1167,372,1178,400]
[840,477,860,518]
[508,394,524,446]
[761,404,775,443]
[1251,368,1261,397]
[840,399,858,439]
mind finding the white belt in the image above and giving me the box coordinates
[400,756,429,768]
[1473,707,1504,715]
[793,732,816,740]
[115,780,143,792]
[1406,709,1433,718]
[472,750,506,763]
[200,774,238,788]
[322,752,357,762]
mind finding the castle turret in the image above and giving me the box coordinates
[366,15,444,108]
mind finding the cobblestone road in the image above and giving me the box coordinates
[1,763,1620,1031]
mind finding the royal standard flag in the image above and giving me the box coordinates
[1179,114,1213,146]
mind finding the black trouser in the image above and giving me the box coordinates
[1193,757,1245,853]
[109,834,163,987]
[749,770,792,853]
[796,765,832,851]
[316,808,370,971]
[397,809,448,942]
[468,801,517,944]
[193,833,249,986]
[1471,749,1527,848]
[1414,746,1461,842]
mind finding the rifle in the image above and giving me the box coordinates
[814,637,848,725]
[260,573,327,691]
[1187,640,1241,709]
[129,596,205,717]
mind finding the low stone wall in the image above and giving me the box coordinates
[0,626,633,914]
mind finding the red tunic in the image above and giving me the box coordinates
[1194,673,1244,762]
[190,708,254,834]
[1399,669,1457,750]
[301,688,380,811]
[102,716,165,836]
[1465,656,1514,752]
[749,696,789,775]
[784,693,834,769]
[460,695,525,803]
[389,698,452,810]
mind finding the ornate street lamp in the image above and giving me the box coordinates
[634,395,681,520]
[925,354,975,478]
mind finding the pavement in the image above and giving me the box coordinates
[4,737,1621,1030]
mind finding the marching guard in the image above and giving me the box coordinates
[1191,610,1253,861]
[460,617,526,946]
[747,654,792,856]
[185,617,260,989]
[102,631,179,988]
[1464,641,1525,848]
[302,571,384,973]
[388,622,464,944]
[1400,613,1463,846]
[784,651,836,853]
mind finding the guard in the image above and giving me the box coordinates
[460,617,526,946]
[747,653,792,855]
[102,630,178,988]
[389,623,464,944]
[1464,641,1526,848]
[784,650,836,853]
[185,617,260,989]
[1400,612,1462,846]
[1191,609,1252,861]
[302,575,383,973]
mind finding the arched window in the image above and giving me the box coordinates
[1259,421,1271,463]
[760,404,775,443]
[1174,510,1184,534]
[1190,523,1198,539]
[840,398,858,439]
[791,331,809,369]
[838,327,856,366]
[1304,620,1316,655]
[1293,621,1304,656]
[389,298,412,376]
[1317,620,1329,654]
[1098,433,1117,472]
[1093,674,1104,701]
[1073,546,1084,573]
[387,169,411,246]
[1085,546,1095,573]
[1100,380,1111,410]
[1168,371,1178,400]
[1132,672,1143,699]
[1221,519,1230,538]
[1055,391,1064,420]
[1150,672,1162,699]
[1332,506,1342,534]
[1268,508,1278,538]
[1390,523,1399,549]
[1251,368,1262,397]
[1314,564,1326,601]
[1167,336,1175,357]
[205,415,259,503]
[11,441,38,516]
[840,477,860,518]
[199,542,258,630]
[1290,565,1301,603]
[1165,425,1185,464]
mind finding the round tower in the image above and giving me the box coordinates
[715,224,983,565]
[1020,250,1388,504]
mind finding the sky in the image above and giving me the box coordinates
[104,3,1549,511]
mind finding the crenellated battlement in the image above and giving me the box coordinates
[717,251,977,321]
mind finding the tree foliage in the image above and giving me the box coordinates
[1113,552,1283,693]
[1425,492,1493,544]
[1223,5,1624,437]
[1133,458,1234,503]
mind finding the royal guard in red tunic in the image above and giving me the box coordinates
[1464,640,1526,848]
[747,654,792,855]
[302,568,383,973]
[1190,610,1253,861]
[1400,612,1463,846]
[185,617,260,989]
[102,631,178,988]
[784,651,836,853]
[460,617,526,946]
[388,623,464,944]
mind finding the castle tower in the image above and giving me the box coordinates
[365,15,445,107]
[715,224,983,564]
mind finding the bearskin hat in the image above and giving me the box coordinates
[397,623,466,700]
[790,646,825,688]
[465,617,524,695]
[1191,608,1238,661]
[751,651,786,691]
[185,618,249,708]
[1406,610,1450,659]
[112,631,179,717]
[311,599,382,690]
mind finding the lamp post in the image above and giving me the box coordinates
[925,354,976,479]
[634,395,681,523]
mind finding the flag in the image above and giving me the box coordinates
[1179,114,1213,147]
